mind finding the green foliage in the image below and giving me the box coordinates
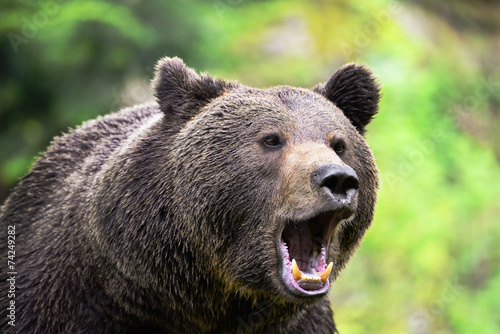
[1,0,499,332]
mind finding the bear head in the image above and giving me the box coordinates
[152,57,380,302]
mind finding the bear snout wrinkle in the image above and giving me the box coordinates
[313,164,359,202]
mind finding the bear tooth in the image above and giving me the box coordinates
[301,274,321,282]
[292,259,302,281]
[318,262,333,282]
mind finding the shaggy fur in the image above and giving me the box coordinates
[0,57,381,333]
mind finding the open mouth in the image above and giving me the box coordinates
[278,209,353,297]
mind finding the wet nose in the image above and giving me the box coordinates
[313,164,359,200]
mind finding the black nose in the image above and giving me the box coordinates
[313,164,359,199]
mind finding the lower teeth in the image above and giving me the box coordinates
[291,258,333,283]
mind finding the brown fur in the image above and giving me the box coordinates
[0,57,380,333]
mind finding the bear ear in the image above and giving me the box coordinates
[152,57,236,127]
[313,63,381,135]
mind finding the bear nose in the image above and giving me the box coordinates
[313,164,359,200]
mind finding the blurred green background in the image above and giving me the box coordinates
[1,0,499,333]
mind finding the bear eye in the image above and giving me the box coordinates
[262,135,282,148]
[333,141,345,154]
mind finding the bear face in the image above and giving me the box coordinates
[154,58,380,302]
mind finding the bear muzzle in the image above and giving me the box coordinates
[276,144,360,297]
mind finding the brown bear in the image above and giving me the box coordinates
[0,57,380,333]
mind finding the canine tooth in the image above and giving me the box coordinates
[292,259,302,281]
[318,262,333,282]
